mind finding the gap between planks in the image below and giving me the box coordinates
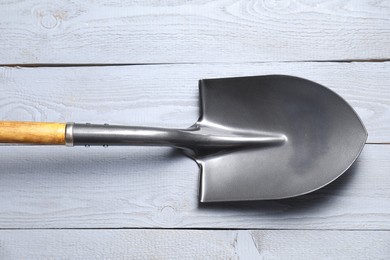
[0,227,390,231]
[2,59,390,68]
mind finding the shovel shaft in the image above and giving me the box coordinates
[69,123,286,150]
[69,123,193,148]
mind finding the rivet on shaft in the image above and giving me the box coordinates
[103,144,109,148]
[85,145,90,148]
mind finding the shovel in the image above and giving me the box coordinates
[0,75,367,202]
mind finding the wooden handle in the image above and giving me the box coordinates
[0,121,66,145]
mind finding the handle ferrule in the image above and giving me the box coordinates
[65,122,74,147]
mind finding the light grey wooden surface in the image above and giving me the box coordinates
[0,0,389,259]
[0,63,390,230]
[0,0,389,64]
[0,230,389,260]
[0,144,389,229]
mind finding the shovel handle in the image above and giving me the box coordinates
[0,121,66,145]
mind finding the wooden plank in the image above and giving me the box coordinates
[0,141,388,229]
[0,0,389,64]
[251,230,390,259]
[0,63,389,229]
[0,62,389,142]
[0,229,389,259]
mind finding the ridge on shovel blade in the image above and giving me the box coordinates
[193,75,367,202]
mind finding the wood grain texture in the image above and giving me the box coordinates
[0,63,389,230]
[0,143,388,229]
[0,121,65,145]
[0,0,389,64]
[0,62,389,142]
[0,229,389,259]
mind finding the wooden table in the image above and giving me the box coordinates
[0,0,389,259]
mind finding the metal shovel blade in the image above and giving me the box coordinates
[196,75,367,202]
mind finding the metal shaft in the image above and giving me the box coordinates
[66,123,286,151]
